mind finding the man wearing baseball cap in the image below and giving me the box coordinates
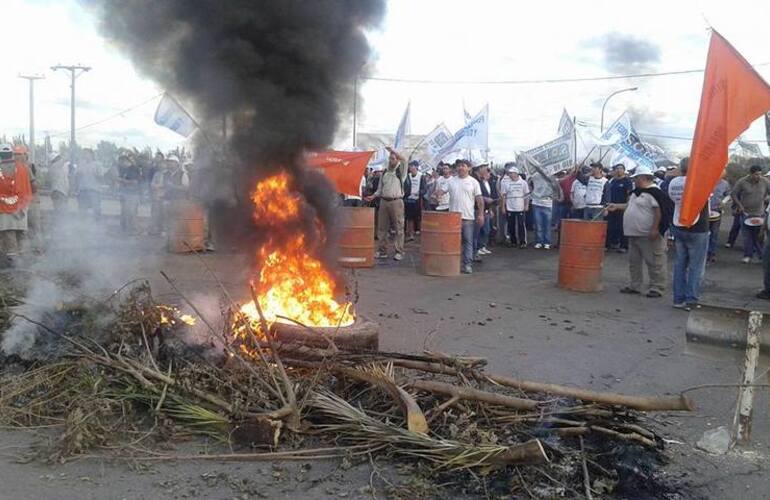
[605,165,673,298]
[499,164,529,247]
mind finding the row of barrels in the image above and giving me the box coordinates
[338,207,608,291]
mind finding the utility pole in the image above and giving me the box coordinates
[18,74,45,164]
[51,64,91,167]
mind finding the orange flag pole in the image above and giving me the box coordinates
[680,30,770,226]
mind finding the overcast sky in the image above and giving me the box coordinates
[2,0,769,160]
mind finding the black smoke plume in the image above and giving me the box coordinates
[83,0,385,259]
[586,32,661,74]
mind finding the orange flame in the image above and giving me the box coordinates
[240,173,354,329]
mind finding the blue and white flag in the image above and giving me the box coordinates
[393,102,411,151]
[436,104,489,161]
[154,93,198,137]
[558,108,575,136]
[596,112,656,171]
[463,101,472,124]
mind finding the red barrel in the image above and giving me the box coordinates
[421,211,461,276]
[338,207,375,268]
[558,219,607,292]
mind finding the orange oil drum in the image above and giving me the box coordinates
[421,211,461,276]
[338,207,375,268]
[558,219,607,292]
[167,199,206,253]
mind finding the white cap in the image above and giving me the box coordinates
[166,154,180,164]
[655,166,666,172]
[631,165,654,177]
[507,166,519,174]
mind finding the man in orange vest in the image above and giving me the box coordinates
[0,144,33,266]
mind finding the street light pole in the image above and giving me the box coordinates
[599,86,638,164]
[600,86,638,133]
[18,74,45,164]
[51,64,91,167]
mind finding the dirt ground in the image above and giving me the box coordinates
[1,200,769,499]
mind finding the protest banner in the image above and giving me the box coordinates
[435,104,489,161]
[596,112,656,171]
[522,134,572,176]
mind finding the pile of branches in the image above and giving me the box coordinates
[0,280,694,498]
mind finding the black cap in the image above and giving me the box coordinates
[408,160,420,167]
[750,165,762,174]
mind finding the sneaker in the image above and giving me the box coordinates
[646,290,662,298]
[673,303,690,311]
[543,244,551,250]
[534,243,543,249]
[473,255,483,263]
[393,253,403,261]
[375,251,388,259]
[480,247,491,255]
[725,243,733,248]
[415,230,421,235]
[617,248,627,254]
[519,243,527,249]
[620,287,640,295]
[742,256,751,264]
[686,302,701,310]
[461,265,473,274]
[756,290,770,300]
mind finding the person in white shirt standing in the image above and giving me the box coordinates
[500,165,529,248]
[434,159,483,274]
[432,164,452,212]
[583,162,608,220]
[570,165,591,219]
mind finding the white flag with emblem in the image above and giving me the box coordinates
[154,93,198,137]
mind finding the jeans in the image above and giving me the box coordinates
[743,224,762,258]
[553,202,570,230]
[672,227,709,305]
[532,205,552,245]
[461,220,475,266]
[474,213,491,252]
[570,208,585,220]
[506,211,527,245]
[707,218,721,257]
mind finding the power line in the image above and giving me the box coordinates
[47,93,163,139]
[360,62,770,85]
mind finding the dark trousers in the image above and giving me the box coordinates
[743,224,762,258]
[606,212,627,249]
[404,199,421,233]
[728,214,742,245]
[507,211,527,245]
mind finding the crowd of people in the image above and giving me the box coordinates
[356,148,770,309]
[0,144,203,267]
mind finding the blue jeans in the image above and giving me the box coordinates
[532,205,552,245]
[474,213,491,252]
[708,218,721,257]
[672,227,709,305]
[461,220,475,266]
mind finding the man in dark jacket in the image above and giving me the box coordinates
[403,160,425,241]
[605,163,634,251]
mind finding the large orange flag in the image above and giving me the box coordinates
[680,31,770,226]
[305,150,374,197]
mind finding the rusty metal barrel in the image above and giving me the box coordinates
[167,199,206,253]
[421,211,461,276]
[338,207,375,268]
[558,219,607,292]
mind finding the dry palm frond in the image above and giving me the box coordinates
[310,391,547,470]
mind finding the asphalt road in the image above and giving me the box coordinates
[1,201,768,499]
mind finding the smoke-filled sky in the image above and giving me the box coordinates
[2,0,769,159]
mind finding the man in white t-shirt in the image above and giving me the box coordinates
[435,159,483,274]
[432,164,452,211]
[500,165,529,247]
[583,162,608,220]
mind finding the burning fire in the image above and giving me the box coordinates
[240,173,355,329]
